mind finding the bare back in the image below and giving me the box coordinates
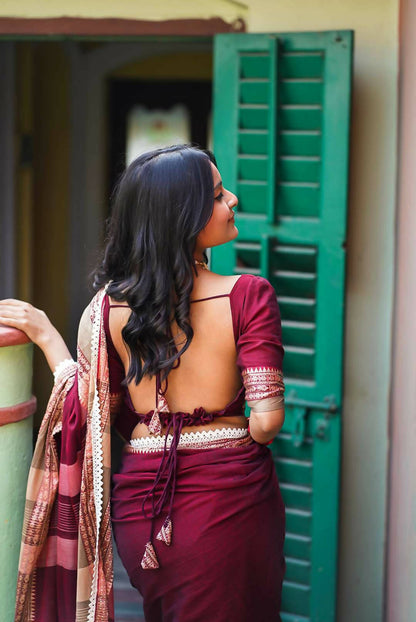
[108,273,247,438]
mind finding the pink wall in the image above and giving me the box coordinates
[386,0,416,619]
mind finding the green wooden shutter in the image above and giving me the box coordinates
[212,31,353,621]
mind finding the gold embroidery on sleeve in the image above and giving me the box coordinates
[242,367,285,401]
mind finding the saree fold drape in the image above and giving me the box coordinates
[112,442,285,622]
[15,288,116,622]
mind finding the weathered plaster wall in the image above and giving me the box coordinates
[386,0,416,619]
[0,0,247,24]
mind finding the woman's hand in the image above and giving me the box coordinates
[0,299,72,373]
[0,299,55,347]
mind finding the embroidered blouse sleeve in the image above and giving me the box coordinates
[236,276,285,403]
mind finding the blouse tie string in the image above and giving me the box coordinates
[140,374,215,570]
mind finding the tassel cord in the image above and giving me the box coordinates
[141,372,170,520]
[141,412,183,520]
[141,424,170,520]
[141,373,182,542]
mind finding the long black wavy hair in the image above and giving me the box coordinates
[93,144,216,385]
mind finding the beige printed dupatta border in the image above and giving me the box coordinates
[15,287,115,622]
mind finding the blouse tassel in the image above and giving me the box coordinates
[141,541,159,570]
[156,516,173,546]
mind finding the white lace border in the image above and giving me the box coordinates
[129,426,249,453]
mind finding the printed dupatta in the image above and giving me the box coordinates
[15,287,117,622]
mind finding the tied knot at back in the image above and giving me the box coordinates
[140,407,215,428]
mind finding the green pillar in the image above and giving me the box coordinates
[0,327,36,622]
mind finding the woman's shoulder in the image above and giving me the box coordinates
[201,272,272,294]
[228,274,278,336]
[230,273,275,299]
[190,272,240,300]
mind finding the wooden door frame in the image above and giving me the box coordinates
[0,16,245,37]
[0,42,15,299]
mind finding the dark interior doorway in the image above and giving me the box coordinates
[108,78,212,201]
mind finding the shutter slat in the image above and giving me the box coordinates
[284,534,312,560]
[284,350,315,379]
[280,158,321,183]
[282,322,316,348]
[274,432,314,460]
[281,612,311,622]
[238,131,268,154]
[279,483,313,510]
[280,131,322,157]
[284,510,312,537]
[239,54,270,78]
[280,107,322,131]
[278,297,316,323]
[239,108,268,130]
[238,157,268,181]
[285,556,311,585]
[281,580,311,616]
[240,81,269,104]
[237,182,268,214]
[277,457,313,485]
[281,79,323,105]
[281,52,324,79]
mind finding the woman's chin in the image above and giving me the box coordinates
[209,227,239,249]
[230,224,239,238]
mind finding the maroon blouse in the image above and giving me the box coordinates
[105,274,284,440]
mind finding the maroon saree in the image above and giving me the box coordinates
[112,442,286,622]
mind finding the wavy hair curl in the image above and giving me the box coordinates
[93,144,216,385]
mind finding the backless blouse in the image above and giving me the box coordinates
[105,273,285,441]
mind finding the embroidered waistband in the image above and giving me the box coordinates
[129,426,250,454]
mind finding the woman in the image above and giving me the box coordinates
[0,145,286,622]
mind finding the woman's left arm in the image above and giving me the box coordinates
[236,276,286,445]
[0,299,72,373]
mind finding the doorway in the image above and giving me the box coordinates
[1,35,214,620]
[0,37,213,413]
[108,74,212,198]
